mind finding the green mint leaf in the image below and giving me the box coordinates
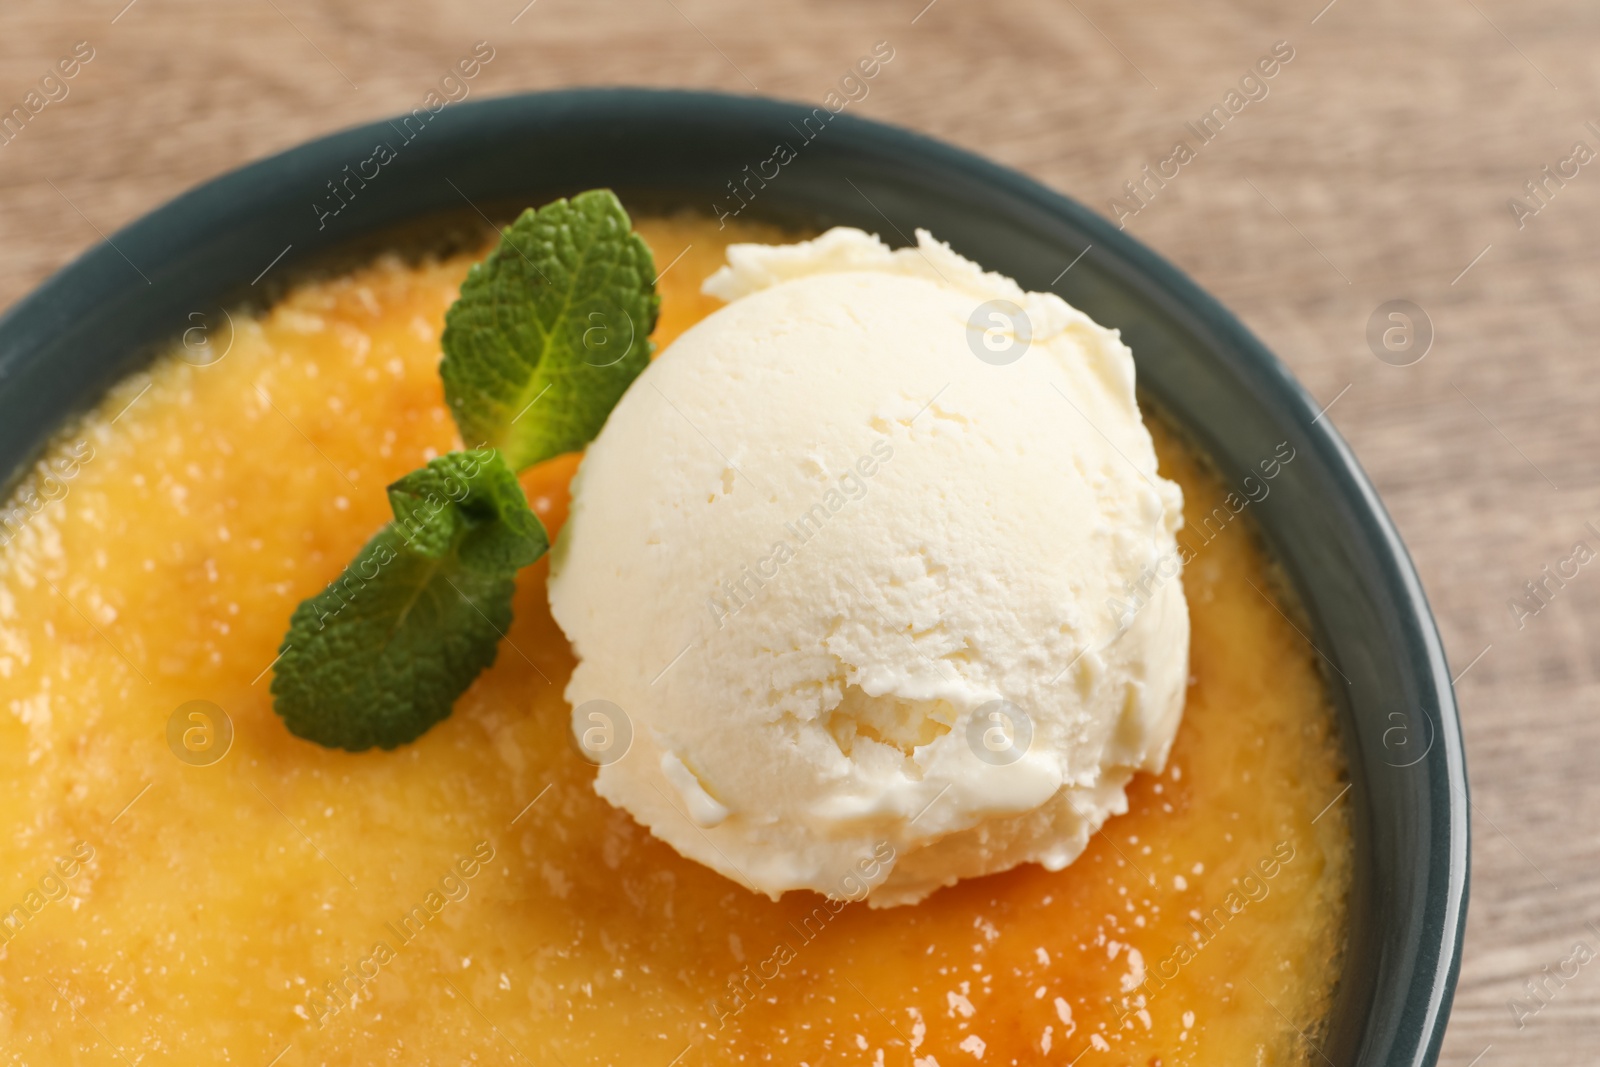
[271,190,658,752]
[440,188,660,471]
[270,449,548,751]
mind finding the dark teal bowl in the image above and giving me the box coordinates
[0,89,1466,1064]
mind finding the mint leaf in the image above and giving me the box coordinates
[271,189,657,751]
[270,449,548,751]
[440,189,660,471]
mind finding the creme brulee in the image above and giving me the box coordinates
[0,214,1350,1065]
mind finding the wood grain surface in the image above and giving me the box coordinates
[1,0,1594,1062]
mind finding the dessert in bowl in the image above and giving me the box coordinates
[0,91,1466,1066]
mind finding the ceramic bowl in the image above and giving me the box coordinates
[0,88,1467,1066]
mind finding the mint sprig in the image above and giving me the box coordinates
[271,190,658,751]
[441,189,660,471]
[271,450,547,751]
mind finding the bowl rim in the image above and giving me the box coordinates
[0,86,1468,1064]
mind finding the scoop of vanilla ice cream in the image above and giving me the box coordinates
[547,227,1188,907]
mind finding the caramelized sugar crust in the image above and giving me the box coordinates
[0,214,1349,1065]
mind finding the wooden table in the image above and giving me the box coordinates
[1,0,1592,1062]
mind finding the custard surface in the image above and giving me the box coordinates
[0,215,1349,1065]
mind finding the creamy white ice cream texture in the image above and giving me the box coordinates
[547,227,1189,906]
